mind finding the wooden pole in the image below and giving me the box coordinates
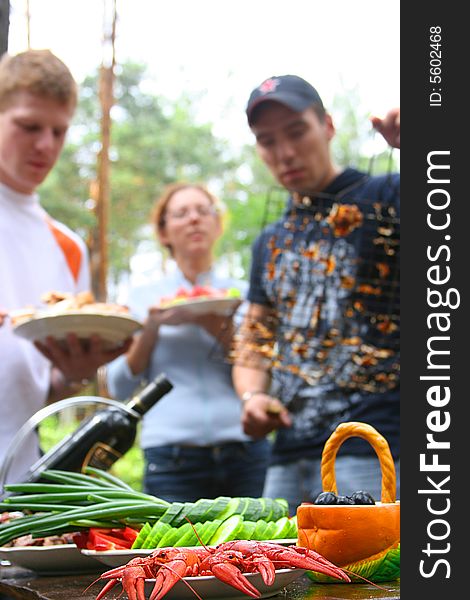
[91,0,117,301]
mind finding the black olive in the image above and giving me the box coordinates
[336,495,355,505]
[350,490,376,505]
[313,491,338,505]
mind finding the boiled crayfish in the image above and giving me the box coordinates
[93,540,350,600]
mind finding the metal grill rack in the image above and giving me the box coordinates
[215,175,400,400]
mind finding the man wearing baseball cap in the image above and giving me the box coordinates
[233,74,400,514]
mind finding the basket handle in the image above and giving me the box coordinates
[320,421,396,503]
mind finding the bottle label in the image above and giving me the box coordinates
[82,442,124,471]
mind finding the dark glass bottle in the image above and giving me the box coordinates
[25,373,173,482]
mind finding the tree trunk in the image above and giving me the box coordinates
[0,0,10,56]
[89,0,116,302]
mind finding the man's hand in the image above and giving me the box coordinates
[241,392,292,438]
[35,333,132,385]
[371,108,400,149]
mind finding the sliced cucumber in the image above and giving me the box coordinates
[270,499,284,521]
[239,520,257,540]
[159,501,186,524]
[287,516,298,538]
[157,522,190,548]
[171,501,196,527]
[142,521,172,549]
[199,519,223,545]
[131,522,152,549]
[271,516,291,540]
[216,497,241,521]
[259,497,275,521]
[252,519,269,540]
[185,498,214,524]
[200,497,231,521]
[263,520,278,540]
[174,522,202,547]
[274,498,289,517]
[241,498,263,522]
[209,515,244,545]
[233,497,249,515]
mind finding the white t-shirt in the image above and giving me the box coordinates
[0,182,90,483]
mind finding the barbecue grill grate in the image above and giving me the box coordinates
[213,174,400,400]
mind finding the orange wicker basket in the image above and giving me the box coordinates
[296,422,400,581]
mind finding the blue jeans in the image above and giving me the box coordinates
[263,455,401,516]
[144,439,271,503]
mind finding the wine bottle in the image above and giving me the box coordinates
[24,373,173,482]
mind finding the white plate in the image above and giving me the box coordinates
[0,544,103,574]
[159,297,241,316]
[13,312,142,349]
[81,540,298,568]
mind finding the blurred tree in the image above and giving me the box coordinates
[38,66,398,288]
[39,61,240,290]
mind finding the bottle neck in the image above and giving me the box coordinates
[125,373,173,416]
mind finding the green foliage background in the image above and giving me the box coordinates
[38,415,144,491]
[38,61,398,290]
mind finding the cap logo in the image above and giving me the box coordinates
[258,78,280,95]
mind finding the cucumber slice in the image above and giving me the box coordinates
[198,519,223,545]
[159,502,186,524]
[263,521,278,540]
[239,520,257,540]
[131,522,152,549]
[270,499,284,521]
[142,521,172,549]
[259,497,275,521]
[216,497,240,521]
[271,516,291,540]
[233,497,249,516]
[200,497,231,521]
[159,522,195,548]
[209,515,244,545]
[287,516,298,538]
[186,498,215,523]
[241,498,263,522]
[157,523,190,548]
[174,522,203,547]
[274,498,289,517]
[171,502,196,527]
[252,519,269,540]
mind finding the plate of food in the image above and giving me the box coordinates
[0,544,103,574]
[88,563,305,600]
[158,286,242,316]
[10,291,142,350]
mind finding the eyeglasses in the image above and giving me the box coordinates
[165,204,218,221]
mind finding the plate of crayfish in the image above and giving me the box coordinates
[87,541,350,600]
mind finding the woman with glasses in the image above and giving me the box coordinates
[106,182,271,502]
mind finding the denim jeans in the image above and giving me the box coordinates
[144,439,271,503]
[263,455,401,516]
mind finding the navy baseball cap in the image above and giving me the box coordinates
[246,74,324,125]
